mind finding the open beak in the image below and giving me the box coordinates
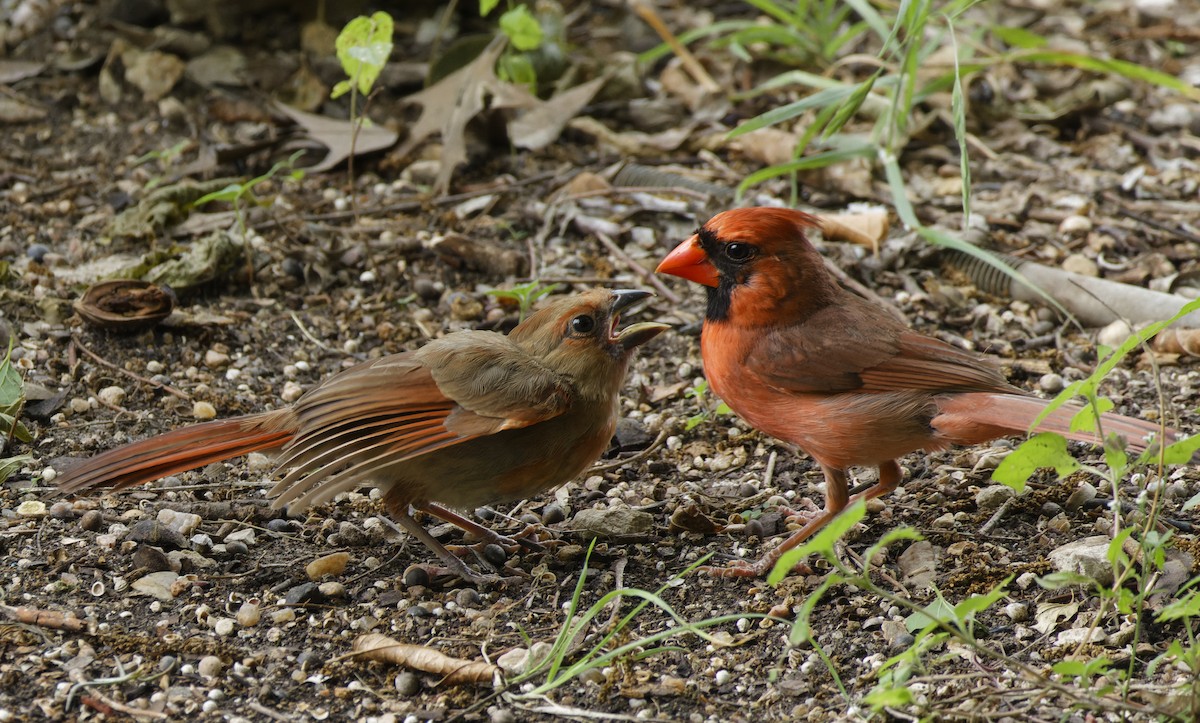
[656,235,719,287]
[609,289,670,350]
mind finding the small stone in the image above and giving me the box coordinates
[1061,253,1098,277]
[225,528,256,545]
[146,360,165,374]
[930,513,956,529]
[541,502,566,525]
[132,545,172,572]
[48,501,75,519]
[97,386,126,406]
[974,485,1014,510]
[27,243,50,262]
[1040,501,1063,518]
[1004,602,1029,622]
[192,401,217,420]
[204,349,230,368]
[336,522,368,547]
[1065,482,1097,511]
[1056,627,1108,646]
[236,601,261,627]
[126,520,187,550]
[212,617,236,636]
[394,671,419,696]
[1039,373,1064,393]
[403,565,430,588]
[69,397,91,414]
[571,507,654,538]
[197,655,224,678]
[131,571,179,601]
[307,552,351,579]
[1048,535,1114,585]
[157,508,202,536]
[318,581,346,598]
[80,510,103,531]
[16,500,47,517]
[246,452,273,472]
[223,540,249,556]
[281,381,304,402]
[1058,215,1093,235]
[283,582,322,606]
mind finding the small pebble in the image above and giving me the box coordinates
[541,502,566,525]
[306,552,351,580]
[403,566,430,588]
[394,672,419,696]
[482,544,507,567]
[212,617,236,636]
[236,601,261,627]
[15,501,46,518]
[318,581,346,598]
[1039,373,1064,393]
[27,243,50,262]
[98,386,126,406]
[281,381,304,402]
[80,510,103,531]
[1058,215,1093,235]
[204,349,230,368]
[192,401,217,420]
[197,655,224,678]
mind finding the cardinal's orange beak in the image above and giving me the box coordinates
[656,235,719,287]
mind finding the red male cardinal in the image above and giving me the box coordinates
[57,289,668,583]
[657,207,1186,577]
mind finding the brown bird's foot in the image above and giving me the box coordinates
[405,563,526,589]
[382,513,528,587]
[775,499,821,526]
[701,553,813,579]
[417,502,546,552]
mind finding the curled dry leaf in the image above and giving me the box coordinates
[820,211,890,253]
[350,633,497,685]
[75,280,175,333]
[1152,327,1200,357]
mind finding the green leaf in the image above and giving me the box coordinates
[193,183,243,206]
[863,684,914,709]
[1156,590,1200,622]
[1158,433,1200,467]
[767,500,867,585]
[992,432,1081,494]
[1069,397,1113,434]
[1035,571,1095,590]
[499,6,543,51]
[822,70,882,139]
[334,12,395,97]
[906,598,954,633]
[0,454,31,484]
[991,25,1047,49]
[479,0,500,16]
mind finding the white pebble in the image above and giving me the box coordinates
[98,386,126,406]
[192,401,217,420]
[146,360,165,373]
[360,270,377,284]
[281,381,304,402]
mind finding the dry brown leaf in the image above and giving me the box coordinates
[568,116,693,155]
[1152,327,1200,357]
[273,101,399,173]
[509,76,607,150]
[730,128,798,167]
[350,634,497,685]
[820,210,889,252]
[394,37,510,194]
[896,540,938,589]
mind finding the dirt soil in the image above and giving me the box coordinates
[2,1,1200,721]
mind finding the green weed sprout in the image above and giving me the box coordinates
[0,340,32,484]
[191,150,305,287]
[331,11,394,187]
[486,281,559,322]
[480,0,545,89]
[684,379,733,431]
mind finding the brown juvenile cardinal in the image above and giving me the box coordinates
[657,207,1187,577]
[57,289,668,583]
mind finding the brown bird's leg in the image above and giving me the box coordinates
[708,460,903,578]
[416,501,544,551]
[379,505,519,586]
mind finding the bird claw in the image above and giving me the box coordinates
[701,555,814,579]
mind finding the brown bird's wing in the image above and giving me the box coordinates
[269,334,574,512]
[745,299,1018,396]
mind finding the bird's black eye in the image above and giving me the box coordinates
[724,242,756,262]
[569,314,596,335]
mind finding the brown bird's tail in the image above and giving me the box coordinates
[56,409,297,496]
[935,392,1185,454]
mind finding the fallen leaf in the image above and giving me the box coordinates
[0,59,45,83]
[394,36,510,194]
[896,540,938,589]
[1033,601,1079,635]
[509,75,607,150]
[274,102,399,173]
[350,634,497,685]
[820,210,890,253]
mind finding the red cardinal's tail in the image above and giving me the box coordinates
[934,393,1184,454]
[57,410,297,495]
